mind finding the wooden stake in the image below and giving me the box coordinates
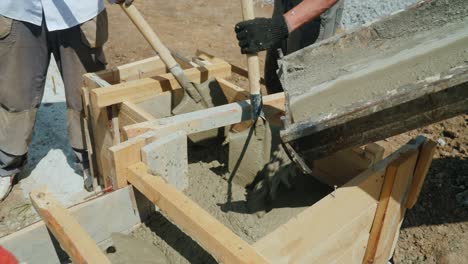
[406,140,437,208]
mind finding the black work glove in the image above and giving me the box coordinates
[112,0,134,6]
[235,16,289,54]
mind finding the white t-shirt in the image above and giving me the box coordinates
[0,0,105,31]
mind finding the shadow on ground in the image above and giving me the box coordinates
[403,157,468,228]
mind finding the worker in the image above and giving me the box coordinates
[0,0,133,200]
[235,0,345,211]
[235,0,344,94]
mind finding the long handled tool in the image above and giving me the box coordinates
[120,4,212,115]
[240,0,263,121]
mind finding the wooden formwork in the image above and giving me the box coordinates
[1,53,436,264]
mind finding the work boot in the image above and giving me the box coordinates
[0,151,26,201]
[0,174,17,201]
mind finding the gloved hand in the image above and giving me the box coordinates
[112,0,134,6]
[235,16,289,54]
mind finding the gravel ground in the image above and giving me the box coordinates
[256,0,421,29]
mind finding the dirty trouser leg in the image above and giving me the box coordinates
[49,10,108,155]
[0,18,50,175]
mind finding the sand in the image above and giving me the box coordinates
[281,0,468,123]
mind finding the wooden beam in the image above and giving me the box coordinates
[363,149,420,263]
[127,162,268,264]
[90,61,232,109]
[406,140,436,208]
[30,188,111,264]
[91,56,167,84]
[123,92,285,138]
[83,73,120,187]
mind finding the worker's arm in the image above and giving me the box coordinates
[235,0,337,54]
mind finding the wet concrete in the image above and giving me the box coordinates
[280,0,468,124]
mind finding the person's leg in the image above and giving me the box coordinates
[0,17,50,199]
[51,10,108,190]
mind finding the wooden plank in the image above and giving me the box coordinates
[110,137,147,189]
[90,61,232,108]
[29,188,112,264]
[253,137,426,263]
[123,92,285,138]
[92,56,167,84]
[300,205,377,263]
[127,162,268,264]
[406,140,437,208]
[363,149,420,264]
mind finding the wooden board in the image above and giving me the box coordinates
[90,61,232,108]
[82,74,116,187]
[127,162,268,264]
[29,188,111,264]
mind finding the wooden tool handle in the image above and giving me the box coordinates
[120,4,178,69]
[240,0,262,99]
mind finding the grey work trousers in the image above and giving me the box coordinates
[0,11,108,176]
[265,0,344,94]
